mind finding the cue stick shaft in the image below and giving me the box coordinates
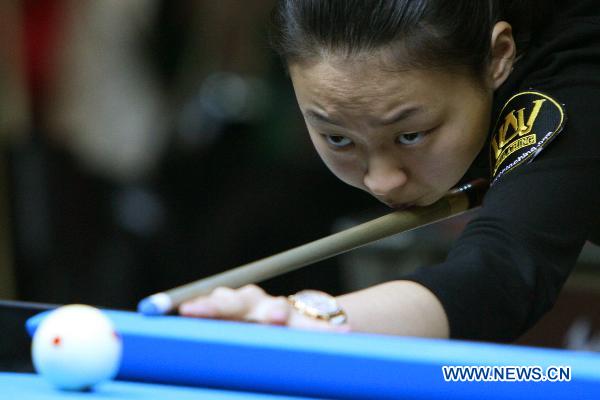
[138,179,488,315]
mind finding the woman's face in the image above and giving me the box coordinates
[289,54,494,208]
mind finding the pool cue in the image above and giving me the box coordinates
[138,179,488,315]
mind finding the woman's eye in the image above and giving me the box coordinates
[397,132,425,145]
[324,135,353,148]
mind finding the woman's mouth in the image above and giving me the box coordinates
[381,199,416,210]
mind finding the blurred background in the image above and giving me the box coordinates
[0,0,379,308]
[1,0,599,366]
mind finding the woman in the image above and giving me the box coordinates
[179,0,600,341]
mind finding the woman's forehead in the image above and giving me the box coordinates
[289,58,457,116]
[291,60,412,104]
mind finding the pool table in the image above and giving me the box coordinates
[0,372,308,399]
[2,302,600,399]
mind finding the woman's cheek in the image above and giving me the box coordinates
[323,157,364,189]
[309,135,364,189]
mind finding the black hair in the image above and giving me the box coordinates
[271,0,552,74]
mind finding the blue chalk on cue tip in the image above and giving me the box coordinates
[137,293,172,316]
[137,298,160,315]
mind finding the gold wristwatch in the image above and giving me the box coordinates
[288,290,348,325]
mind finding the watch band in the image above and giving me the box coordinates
[288,290,348,325]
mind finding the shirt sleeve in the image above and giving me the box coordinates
[404,156,599,341]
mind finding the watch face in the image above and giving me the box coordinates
[293,291,340,315]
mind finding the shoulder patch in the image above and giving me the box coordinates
[489,90,566,185]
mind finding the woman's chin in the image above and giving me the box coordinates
[414,193,445,207]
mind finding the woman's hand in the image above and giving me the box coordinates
[178,284,351,333]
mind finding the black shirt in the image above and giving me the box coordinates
[405,0,600,341]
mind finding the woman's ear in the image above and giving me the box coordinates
[488,21,517,90]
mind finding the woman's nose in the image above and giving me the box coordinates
[363,159,408,196]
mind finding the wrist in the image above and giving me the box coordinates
[288,290,348,325]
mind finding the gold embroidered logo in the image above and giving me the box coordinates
[489,91,565,184]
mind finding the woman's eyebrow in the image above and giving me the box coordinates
[304,106,424,127]
[303,110,344,127]
[380,106,423,125]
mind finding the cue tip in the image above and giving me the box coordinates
[137,293,173,316]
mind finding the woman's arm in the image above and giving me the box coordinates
[178,280,450,337]
[336,280,449,337]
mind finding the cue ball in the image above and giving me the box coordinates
[31,304,122,391]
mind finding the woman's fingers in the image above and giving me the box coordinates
[179,285,265,319]
[243,295,350,331]
[179,285,351,333]
[246,296,290,325]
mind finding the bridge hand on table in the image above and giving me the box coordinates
[178,285,350,333]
